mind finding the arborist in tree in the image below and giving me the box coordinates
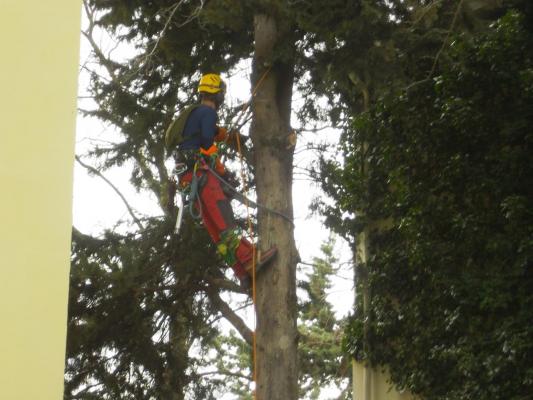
[165,73,277,290]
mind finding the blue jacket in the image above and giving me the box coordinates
[179,105,218,151]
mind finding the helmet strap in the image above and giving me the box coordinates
[214,91,225,109]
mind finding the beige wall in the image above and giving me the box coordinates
[0,1,81,399]
[353,360,416,400]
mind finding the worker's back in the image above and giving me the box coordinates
[180,104,218,150]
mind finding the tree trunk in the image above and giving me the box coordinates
[251,12,299,400]
[162,311,189,400]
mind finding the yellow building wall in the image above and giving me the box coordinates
[353,360,417,400]
[0,1,81,399]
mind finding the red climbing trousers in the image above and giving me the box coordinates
[180,165,254,281]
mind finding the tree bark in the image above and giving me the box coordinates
[162,310,189,400]
[251,12,299,400]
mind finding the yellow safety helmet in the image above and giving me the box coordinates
[198,73,226,94]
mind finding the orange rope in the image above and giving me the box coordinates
[235,130,257,395]
[233,66,271,400]
[229,66,271,132]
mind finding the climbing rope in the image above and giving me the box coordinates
[234,127,259,397]
[227,66,271,134]
[233,67,272,400]
[204,164,293,225]
[187,162,203,219]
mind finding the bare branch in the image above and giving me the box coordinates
[125,0,205,79]
[144,1,185,60]
[75,155,145,230]
[206,287,253,345]
[196,370,252,380]
[428,0,465,79]
[208,277,245,293]
[82,0,123,77]
[296,125,338,134]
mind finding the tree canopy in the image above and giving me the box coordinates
[320,9,533,400]
[67,0,533,399]
[69,0,391,398]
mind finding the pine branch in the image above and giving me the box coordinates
[82,0,164,109]
[70,382,105,399]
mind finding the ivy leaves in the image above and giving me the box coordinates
[322,11,533,400]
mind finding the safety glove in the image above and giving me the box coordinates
[214,157,226,176]
[214,125,250,149]
[224,131,250,152]
[214,126,228,142]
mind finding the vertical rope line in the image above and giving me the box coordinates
[233,67,270,400]
[236,132,257,398]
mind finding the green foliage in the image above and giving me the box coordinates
[320,11,533,400]
[71,1,529,398]
[209,330,255,399]
[292,0,501,125]
[66,222,224,399]
[298,236,350,399]
[69,1,259,398]
[72,0,414,397]
[292,0,406,122]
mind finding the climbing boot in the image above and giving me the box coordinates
[238,246,278,292]
[243,245,278,276]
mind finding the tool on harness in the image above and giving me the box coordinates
[173,157,211,234]
[173,151,293,236]
[173,164,188,235]
[187,163,203,220]
[174,191,184,234]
